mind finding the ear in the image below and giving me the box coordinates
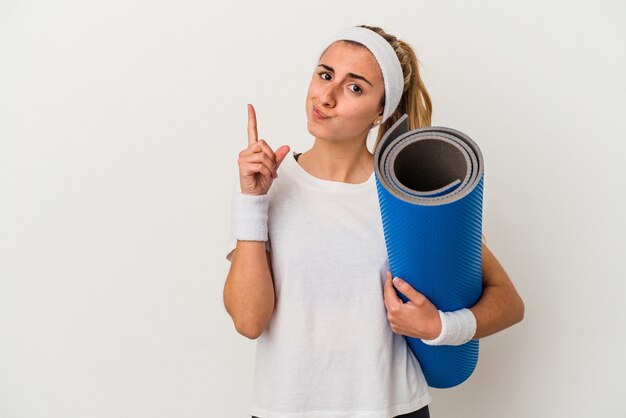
[372,112,383,126]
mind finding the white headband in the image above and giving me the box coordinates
[314,26,404,123]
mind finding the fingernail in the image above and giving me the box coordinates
[393,277,403,285]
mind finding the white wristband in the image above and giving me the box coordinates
[421,308,477,346]
[233,191,269,241]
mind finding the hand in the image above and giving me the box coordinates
[238,104,290,196]
[383,271,442,339]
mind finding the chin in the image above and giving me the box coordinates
[306,121,322,139]
[306,119,330,140]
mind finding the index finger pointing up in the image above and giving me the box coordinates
[247,103,258,145]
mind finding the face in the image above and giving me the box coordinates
[305,41,385,143]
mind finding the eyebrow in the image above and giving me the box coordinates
[317,64,373,87]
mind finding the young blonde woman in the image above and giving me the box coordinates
[224,25,525,418]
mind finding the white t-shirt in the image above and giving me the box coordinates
[226,152,432,418]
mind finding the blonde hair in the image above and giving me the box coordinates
[355,25,432,148]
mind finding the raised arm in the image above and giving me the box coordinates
[223,104,290,340]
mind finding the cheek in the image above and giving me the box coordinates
[345,100,379,123]
[306,80,324,99]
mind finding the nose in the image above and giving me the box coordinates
[320,83,337,108]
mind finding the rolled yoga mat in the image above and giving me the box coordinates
[373,114,484,389]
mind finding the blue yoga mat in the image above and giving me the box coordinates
[373,114,484,389]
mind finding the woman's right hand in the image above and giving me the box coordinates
[238,104,290,196]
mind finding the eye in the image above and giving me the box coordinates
[348,84,363,95]
[318,71,332,81]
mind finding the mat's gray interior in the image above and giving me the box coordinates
[393,139,467,192]
[373,114,484,205]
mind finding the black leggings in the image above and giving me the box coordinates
[395,405,430,417]
[252,404,430,418]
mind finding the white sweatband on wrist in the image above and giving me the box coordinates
[421,308,477,346]
[233,191,269,241]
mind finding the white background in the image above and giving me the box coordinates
[1,1,625,417]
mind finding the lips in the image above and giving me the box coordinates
[312,105,329,120]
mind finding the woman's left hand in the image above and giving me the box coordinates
[383,271,442,340]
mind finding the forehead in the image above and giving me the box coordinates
[319,41,383,83]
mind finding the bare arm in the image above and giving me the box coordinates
[224,104,289,340]
[223,242,275,339]
[470,242,525,339]
[383,235,525,342]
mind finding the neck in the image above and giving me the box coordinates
[297,137,374,184]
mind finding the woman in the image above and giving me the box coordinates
[224,24,525,418]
